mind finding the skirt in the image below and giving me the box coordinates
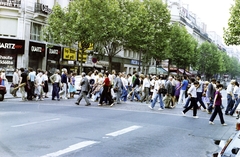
[69,84,76,93]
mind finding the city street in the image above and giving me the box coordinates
[0,89,239,157]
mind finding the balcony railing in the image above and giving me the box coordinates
[0,0,21,8]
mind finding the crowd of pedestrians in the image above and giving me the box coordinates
[1,67,239,125]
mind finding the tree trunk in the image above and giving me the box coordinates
[108,55,113,72]
[138,50,142,73]
[168,59,171,76]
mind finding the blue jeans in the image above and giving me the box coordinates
[131,88,141,101]
[197,92,206,109]
[225,94,234,114]
[121,87,128,102]
[230,95,239,115]
[52,83,60,100]
[151,93,164,109]
[184,96,191,108]
[207,99,214,113]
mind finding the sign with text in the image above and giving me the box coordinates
[63,48,76,61]
[0,1,21,8]
[47,45,61,61]
[29,41,46,57]
[34,3,52,15]
[0,38,25,54]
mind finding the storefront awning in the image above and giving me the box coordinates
[149,67,168,75]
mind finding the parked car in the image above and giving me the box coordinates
[0,85,7,101]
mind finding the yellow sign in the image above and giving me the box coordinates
[78,50,87,62]
[63,48,77,60]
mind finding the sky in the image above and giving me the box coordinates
[182,0,234,38]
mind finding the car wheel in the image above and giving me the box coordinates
[0,93,4,101]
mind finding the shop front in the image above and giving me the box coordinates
[0,38,25,80]
[46,45,61,76]
[29,41,46,71]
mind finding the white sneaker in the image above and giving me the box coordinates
[148,105,153,110]
[209,121,214,125]
[181,111,186,116]
[222,123,227,126]
[193,116,199,119]
[158,108,163,111]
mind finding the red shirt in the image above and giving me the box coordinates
[104,77,111,86]
[214,91,222,106]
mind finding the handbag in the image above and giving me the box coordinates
[113,87,119,93]
[158,88,167,94]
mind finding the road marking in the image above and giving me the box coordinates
[11,118,60,128]
[41,141,98,157]
[106,125,142,137]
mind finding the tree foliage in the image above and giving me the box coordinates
[224,0,240,45]
[167,23,199,74]
[123,0,171,72]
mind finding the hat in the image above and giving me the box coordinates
[231,80,236,84]
[82,72,86,76]
[204,81,209,84]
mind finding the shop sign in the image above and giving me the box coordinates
[131,60,142,65]
[0,55,14,65]
[63,48,76,60]
[47,45,61,61]
[35,3,52,15]
[96,61,109,67]
[40,4,52,14]
[0,38,25,54]
[29,41,46,57]
[0,2,21,8]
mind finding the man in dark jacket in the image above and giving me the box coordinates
[207,78,216,113]
[164,76,174,108]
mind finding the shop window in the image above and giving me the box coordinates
[30,23,43,41]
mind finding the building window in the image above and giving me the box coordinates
[30,23,43,41]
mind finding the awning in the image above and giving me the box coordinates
[179,69,192,76]
[149,67,168,75]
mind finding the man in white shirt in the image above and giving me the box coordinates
[12,68,19,97]
[196,75,207,111]
[140,74,151,104]
[182,80,199,118]
[50,69,61,101]
[225,80,235,115]
[148,75,165,110]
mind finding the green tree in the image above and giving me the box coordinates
[224,0,240,45]
[228,56,240,78]
[44,2,94,73]
[86,0,125,72]
[196,42,221,79]
[168,23,199,75]
[123,0,171,73]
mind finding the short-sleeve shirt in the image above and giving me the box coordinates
[21,73,28,83]
[181,80,189,90]
[104,77,111,86]
[214,91,222,106]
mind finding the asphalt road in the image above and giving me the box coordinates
[0,89,239,157]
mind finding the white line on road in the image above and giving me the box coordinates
[41,141,99,157]
[11,118,60,128]
[106,125,142,137]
